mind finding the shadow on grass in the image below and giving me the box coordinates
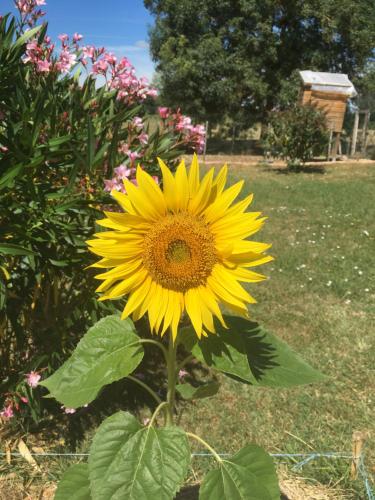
[275,164,327,175]
[175,484,290,499]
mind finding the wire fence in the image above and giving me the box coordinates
[1,449,373,499]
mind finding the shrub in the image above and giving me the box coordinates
[265,104,328,167]
[0,2,205,426]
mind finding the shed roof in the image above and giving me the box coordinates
[299,71,357,97]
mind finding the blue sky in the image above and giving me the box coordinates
[0,0,156,80]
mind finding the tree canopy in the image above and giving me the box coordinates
[145,0,375,124]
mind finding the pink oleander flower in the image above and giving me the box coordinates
[118,143,129,155]
[20,396,29,404]
[127,151,140,163]
[158,107,169,119]
[104,52,117,65]
[58,33,69,43]
[0,146,9,153]
[0,404,14,419]
[35,0,46,5]
[147,88,158,98]
[132,116,143,129]
[36,59,51,72]
[73,32,83,43]
[62,406,76,414]
[92,59,108,74]
[138,132,148,145]
[104,178,123,192]
[115,165,133,180]
[178,369,189,380]
[25,371,41,388]
[114,164,132,179]
[82,45,95,59]
[56,50,76,73]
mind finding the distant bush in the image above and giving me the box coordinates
[265,104,328,167]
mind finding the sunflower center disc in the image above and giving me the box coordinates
[143,213,217,292]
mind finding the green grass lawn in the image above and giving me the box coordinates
[178,160,375,498]
[1,159,374,499]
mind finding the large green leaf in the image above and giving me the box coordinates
[40,315,143,408]
[199,444,280,500]
[55,463,91,500]
[176,381,220,400]
[88,411,190,500]
[182,315,326,387]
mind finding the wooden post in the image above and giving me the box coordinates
[331,133,341,161]
[350,110,359,157]
[361,111,370,156]
[327,129,333,160]
[351,431,367,480]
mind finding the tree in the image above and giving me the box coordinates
[145,0,375,125]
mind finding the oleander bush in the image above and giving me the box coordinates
[0,2,205,426]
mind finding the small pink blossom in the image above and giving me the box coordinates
[104,179,123,192]
[35,0,46,5]
[82,45,95,59]
[20,396,29,404]
[142,417,150,426]
[132,116,143,129]
[36,59,51,72]
[114,165,131,179]
[62,406,76,414]
[138,132,148,145]
[73,32,83,43]
[25,371,41,388]
[158,107,169,119]
[127,151,140,164]
[92,59,108,74]
[0,404,14,419]
[104,52,117,65]
[178,369,188,380]
[58,33,69,43]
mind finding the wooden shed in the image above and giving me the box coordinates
[299,71,357,133]
[299,71,357,159]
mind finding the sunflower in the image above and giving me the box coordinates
[87,155,272,339]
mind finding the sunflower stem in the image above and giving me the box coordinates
[186,432,223,463]
[166,332,177,426]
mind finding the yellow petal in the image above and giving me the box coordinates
[110,190,136,214]
[203,180,244,223]
[175,159,189,210]
[158,157,178,212]
[123,179,161,221]
[188,167,214,215]
[184,288,202,338]
[136,167,167,215]
[121,276,152,319]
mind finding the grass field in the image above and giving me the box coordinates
[1,158,374,499]
[179,158,375,498]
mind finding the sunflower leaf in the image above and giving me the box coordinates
[88,411,190,500]
[54,463,91,500]
[181,315,326,387]
[40,315,143,408]
[199,444,280,500]
[176,381,220,400]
